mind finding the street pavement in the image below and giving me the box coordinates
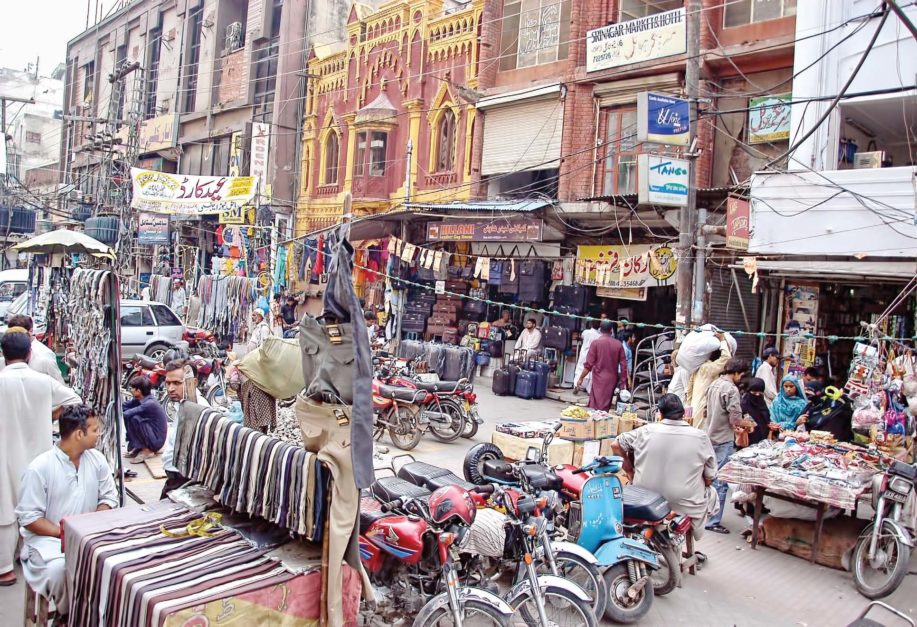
[3,379,917,625]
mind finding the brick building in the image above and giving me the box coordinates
[296,0,485,234]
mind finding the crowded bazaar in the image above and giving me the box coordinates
[2,0,917,625]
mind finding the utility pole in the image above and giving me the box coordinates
[676,0,701,329]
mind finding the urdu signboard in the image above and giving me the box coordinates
[586,8,686,73]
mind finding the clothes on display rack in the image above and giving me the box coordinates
[174,409,327,539]
[192,275,255,341]
[147,275,172,305]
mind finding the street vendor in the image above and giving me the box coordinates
[797,383,854,442]
[611,394,718,539]
[16,404,118,614]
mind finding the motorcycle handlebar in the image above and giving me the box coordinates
[381,499,403,513]
[472,484,495,495]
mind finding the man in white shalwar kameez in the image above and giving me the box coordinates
[0,315,65,383]
[17,404,118,614]
[0,331,80,587]
[574,318,603,394]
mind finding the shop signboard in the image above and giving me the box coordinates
[637,92,690,146]
[426,218,543,242]
[637,155,689,207]
[139,113,177,152]
[748,93,791,144]
[228,132,244,177]
[726,196,750,250]
[130,168,257,215]
[576,244,677,290]
[137,212,170,245]
[218,204,251,225]
[250,122,272,202]
[586,8,686,73]
[596,286,648,301]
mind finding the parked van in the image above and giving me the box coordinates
[0,269,28,319]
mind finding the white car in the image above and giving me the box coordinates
[0,269,28,319]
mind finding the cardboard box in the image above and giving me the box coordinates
[572,440,602,467]
[559,417,595,441]
[496,420,559,439]
[600,438,617,456]
[491,431,573,465]
[618,415,642,433]
[594,414,619,440]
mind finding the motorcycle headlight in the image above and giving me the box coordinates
[889,476,912,496]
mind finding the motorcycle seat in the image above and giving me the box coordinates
[359,497,390,534]
[481,460,562,492]
[398,462,477,492]
[622,485,671,522]
[135,355,160,369]
[376,384,422,402]
[369,476,432,506]
[412,380,466,393]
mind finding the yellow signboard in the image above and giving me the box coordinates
[576,244,677,289]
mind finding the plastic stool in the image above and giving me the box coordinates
[24,584,57,627]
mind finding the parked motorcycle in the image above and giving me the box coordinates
[121,354,167,391]
[371,378,428,451]
[182,327,219,357]
[852,459,916,599]
[360,481,514,626]
[186,353,231,409]
[393,457,607,619]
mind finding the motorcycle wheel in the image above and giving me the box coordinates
[507,584,598,627]
[852,522,911,599]
[462,407,480,439]
[427,399,465,443]
[388,405,423,451]
[536,550,608,619]
[649,539,680,596]
[603,562,654,624]
[463,443,505,484]
[206,385,232,410]
[414,598,509,627]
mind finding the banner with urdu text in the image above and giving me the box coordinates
[130,168,257,215]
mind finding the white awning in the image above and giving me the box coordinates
[738,259,917,281]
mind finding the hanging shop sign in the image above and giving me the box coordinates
[218,204,252,225]
[597,286,648,301]
[228,132,244,177]
[250,122,272,202]
[637,155,689,207]
[726,196,750,250]
[637,92,690,146]
[575,244,677,290]
[748,93,791,144]
[130,168,257,215]
[137,212,171,245]
[586,8,686,73]
[426,218,543,242]
[139,113,177,152]
[780,284,819,369]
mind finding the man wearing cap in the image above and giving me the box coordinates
[611,394,718,538]
[171,279,187,321]
[755,347,780,407]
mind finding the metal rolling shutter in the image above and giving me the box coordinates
[481,98,564,176]
[707,266,760,360]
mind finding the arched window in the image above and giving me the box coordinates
[324,133,339,185]
[436,109,456,172]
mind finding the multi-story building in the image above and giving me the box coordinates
[0,66,65,183]
[61,0,372,275]
[295,0,484,234]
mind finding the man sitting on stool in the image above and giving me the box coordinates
[16,404,118,614]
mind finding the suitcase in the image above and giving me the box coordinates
[552,305,580,332]
[445,280,469,293]
[554,285,589,314]
[518,260,547,303]
[493,368,513,395]
[526,361,551,399]
[443,346,472,381]
[433,303,459,314]
[402,313,427,332]
[430,313,457,326]
[488,260,504,286]
[542,326,571,351]
[515,371,537,399]
[499,261,519,294]
[443,329,459,344]
[488,340,504,357]
[464,299,486,317]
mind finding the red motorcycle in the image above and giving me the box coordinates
[186,353,230,409]
[182,327,220,358]
[121,354,167,390]
[372,378,427,451]
[359,480,514,625]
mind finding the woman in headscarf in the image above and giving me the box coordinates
[798,383,854,442]
[741,377,771,445]
[769,375,808,432]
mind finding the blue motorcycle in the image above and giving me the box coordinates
[573,455,660,624]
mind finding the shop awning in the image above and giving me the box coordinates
[405,199,553,213]
[737,259,917,281]
[579,185,745,208]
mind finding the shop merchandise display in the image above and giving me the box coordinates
[396,340,476,381]
[192,274,255,341]
[720,439,886,510]
[147,274,172,304]
[174,409,328,538]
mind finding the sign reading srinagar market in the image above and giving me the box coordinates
[586,8,687,73]
[637,92,690,146]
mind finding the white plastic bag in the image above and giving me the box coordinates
[676,324,737,374]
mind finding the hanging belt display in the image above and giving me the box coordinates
[192,275,255,341]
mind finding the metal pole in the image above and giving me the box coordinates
[692,207,706,323]
[676,0,701,329]
[404,139,413,204]
[887,0,917,41]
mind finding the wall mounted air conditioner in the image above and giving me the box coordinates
[853,151,884,169]
[225,22,243,54]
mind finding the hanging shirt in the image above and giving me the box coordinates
[0,363,80,527]
[16,445,118,561]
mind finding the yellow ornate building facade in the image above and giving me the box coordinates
[296,0,484,235]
